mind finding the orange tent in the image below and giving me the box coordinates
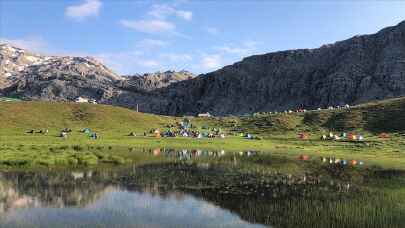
[299,154,310,161]
[298,133,309,140]
[348,133,357,140]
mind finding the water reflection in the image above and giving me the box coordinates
[149,148,258,160]
[0,169,266,228]
[0,149,403,228]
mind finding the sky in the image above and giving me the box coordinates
[1,0,405,75]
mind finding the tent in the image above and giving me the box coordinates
[154,129,161,138]
[348,133,357,140]
[90,133,98,140]
[298,133,309,140]
[82,128,91,134]
[379,133,390,139]
[299,154,309,161]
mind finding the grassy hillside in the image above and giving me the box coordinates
[1,97,404,136]
[228,97,405,135]
[0,99,404,170]
[0,101,173,136]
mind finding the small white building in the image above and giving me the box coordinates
[75,97,89,103]
[198,112,212,117]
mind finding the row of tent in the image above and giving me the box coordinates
[298,154,364,166]
[299,132,391,141]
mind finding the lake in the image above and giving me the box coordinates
[0,148,404,227]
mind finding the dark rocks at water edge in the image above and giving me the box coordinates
[2,21,405,115]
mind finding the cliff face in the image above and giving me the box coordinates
[146,21,405,115]
[119,70,194,92]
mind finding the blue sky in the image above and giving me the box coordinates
[1,0,405,75]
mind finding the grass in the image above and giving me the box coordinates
[0,99,404,169]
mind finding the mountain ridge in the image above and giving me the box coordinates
[2,20,405,116]
[144,20,405,115]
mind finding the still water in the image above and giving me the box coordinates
[0,169,265,228]
[0,148,404,227]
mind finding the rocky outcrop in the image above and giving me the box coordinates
[118,70,194,93]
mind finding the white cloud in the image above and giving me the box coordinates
[148,4,192,21]
[136,39,168,50]
[0,37,48,53]
[120,19,175,34]
[65,0,102,20]
[204,27,219,35]
[175,10,192,21]
[200,54,222,70]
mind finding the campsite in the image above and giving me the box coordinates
[2,2,405,227]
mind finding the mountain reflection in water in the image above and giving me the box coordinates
[0,168,266,228]
[0,148,403,228]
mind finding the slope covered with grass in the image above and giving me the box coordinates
[230,97,405,135]
[0,101,173,136]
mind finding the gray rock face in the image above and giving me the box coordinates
[0,44,193,105]
[119,70,194,92]
[2,21,405,116]
[145,21,405,115]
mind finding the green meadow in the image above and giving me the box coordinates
[0,100,404,227]
[0,100,404,170]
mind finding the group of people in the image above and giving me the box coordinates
[59,128,72,138]
[58,128,98,139]
[26,129,49,134]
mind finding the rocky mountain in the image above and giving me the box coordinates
[118,70,194,92]
[144,20,405,115]
[0,43,122,100]
[2,21,405,116]
[0,43,193,104]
